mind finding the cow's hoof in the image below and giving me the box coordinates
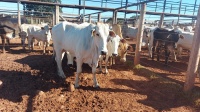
[68,64,73,68]
[74,84,79,88]
[94,85,100,89]
[68,83,75,92]
[58,72,66,79]
[105,72,109,75]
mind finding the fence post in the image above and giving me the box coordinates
[17,0,21,25]
[98,13,101,22]
[88,14,91,23]
[55,5,59,25]
[112,11,116,24]
[134,3,146,65]
[184,5,200,92]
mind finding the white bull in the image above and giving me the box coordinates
[27,25,51,54]
[52,22,115,88]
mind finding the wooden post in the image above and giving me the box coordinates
[159,14,164,28]
[88,15,91,23]
[112,11,116,24]
[134,3,146,65]
[124,0,128,20]
[177,0,182,25]
[83,0,86,23]
[184,5,200,92]
[159,0,166,28]
[98,13,101,22]
[30,16,33,24]
[115,11,118,24]
[52,13,55,26]
[79,0,81,15]
[55,5,59,25]
[17,0,21,25]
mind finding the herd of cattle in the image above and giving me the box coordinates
[0,19,195,88]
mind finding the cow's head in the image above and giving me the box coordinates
[41,25,52,39]
[92,23,116,55]
[107,34,121,57]
[143,28,151,38]
[167,31,184,51]
[118,39,132,62]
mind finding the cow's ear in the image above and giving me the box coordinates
[128,45,133,51]
[109,30,116,37]
[179,34,184,39]
[41,27,44,30]
[91,29,96,37]
[120,38,126,43]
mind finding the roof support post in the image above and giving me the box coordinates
[134,3,146,65]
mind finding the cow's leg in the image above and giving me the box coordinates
[99,56,103,73]
[38,41,42,49]
[55,48,66,78]
[165,47,170,65]
[21,36,26,50]
[92,65,99,88]
[28,37,32,52]
[22,37,25,50]
[105,55,110,74]
[156,44,160,61]
[66,52,73,66]
[177,46,183,58]
[2,37,5,53]
[152,40,156,60]
[6,38,10,52]
[31,38,35,51]
[75,58,82,88]
[43,41,46,54]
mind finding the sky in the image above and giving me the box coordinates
[0,0,199,23]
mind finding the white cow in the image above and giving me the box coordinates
[184,26,193,32]
[19,24,41,50]
[99,34,121,74]
[175,30,194,57]
[52,21,115,88]
[27,25,51,54]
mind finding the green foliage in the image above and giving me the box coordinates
[23,0,62,17]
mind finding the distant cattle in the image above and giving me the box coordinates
[19,24,41,50]
[27,25,51,54]
[152,28,184,65]
[99,34,121,74]
[0,20,20,53]
[52,22,114,88]
[174,30,194,58]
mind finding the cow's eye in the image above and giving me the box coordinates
[96,33,99,36]
[118,45,120,47]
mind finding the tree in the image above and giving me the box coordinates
[22,0,62,17]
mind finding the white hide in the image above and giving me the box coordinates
[27,25,51,53]
[52,21,112,88]
[99,35,121,74]
[176,31,194,57]
[20,24,41,50]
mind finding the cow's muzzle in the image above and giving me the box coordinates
[112,53,118,57]
[101,51,107,55]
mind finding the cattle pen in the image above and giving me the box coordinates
[1,0,200,111]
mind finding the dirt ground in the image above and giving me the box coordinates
[0,38,200,112]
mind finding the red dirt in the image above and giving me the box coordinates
[0,38,199,111]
